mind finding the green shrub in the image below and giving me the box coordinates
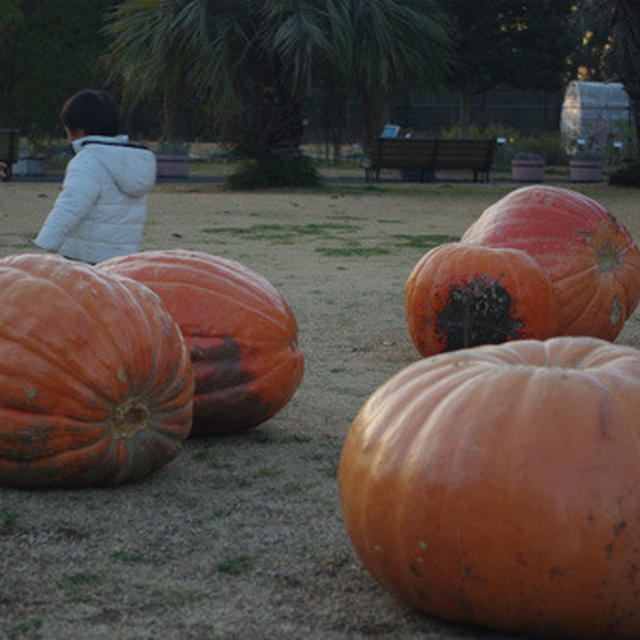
[226,153,321,190]
[512,133,567,165]
[437,125,567,166]
[439,122,521,141]
[609,161,640,187]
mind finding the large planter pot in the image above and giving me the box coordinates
[570,159,604,183]
[511,158,545,183]
[156,153,190,179]
[12,151,47,177]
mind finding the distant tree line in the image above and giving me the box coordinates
[0,0,637,162]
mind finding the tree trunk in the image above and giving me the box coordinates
[229,72,305,161]
[326,73,347,163]
[459,84,471,136]
[359,85,384,161]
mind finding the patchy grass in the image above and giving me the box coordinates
[315,246,390,257]
[201,220,458,256]
[155,587,211,607]
[9,618,43,637]
[392,233,460,249]
[201,222,360,239]
[193,447,236,470]
[215,555,256,575]
[5,181,638,639]
[0,231,37,249]
[332,183,516,198]
[57,571,105,593]
[254,467,285,479]
[246,431,311,445]
[0,510,18,530]
[110,550,172,566]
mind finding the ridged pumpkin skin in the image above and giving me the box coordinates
[461,185,640,340]
[405,242,558,356]
[99,249,304,436]
[339,337,640,638]
[0,254,194,488]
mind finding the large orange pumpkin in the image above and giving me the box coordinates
[0,254,194,488]
[461,185,640,340]
[405,242,558,356]
[339,337,640,638]
[99,249,304,436]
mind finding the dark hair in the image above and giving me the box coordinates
[60,90,119,136]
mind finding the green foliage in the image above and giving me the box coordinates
[609,162,640,188]
[225,153,322,190]
[104,0,453,157]
[438,124,567,166]
[157,140,189,154]
[443,0,575,95]
[610,119,638,161]
[572,149,603,161]
[0,1,114,134]
[511,133,567,165]
[438,123,483,138]
[439,122,520,141]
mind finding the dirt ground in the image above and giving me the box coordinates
[1,175,640,640]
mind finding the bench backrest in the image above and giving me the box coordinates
[433,138,496,170]
[373,138,437,169]
[371,137,496,171]
[0,129,20,165]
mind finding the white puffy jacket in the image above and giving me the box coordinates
[35,135,157,263]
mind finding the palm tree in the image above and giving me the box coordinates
[335,0,451,155]
[103,1,196,142]
[105,1,309,153]
[274,0,453,157]
[105,0,452,161]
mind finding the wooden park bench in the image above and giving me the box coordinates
[0,129,19,181]
[366,137,497,183]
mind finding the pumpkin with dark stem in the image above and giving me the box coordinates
[338,336,640,638]
[99,249,304,436]
[405,242,558,356]
[462,185,640,340]
[0,254,194,488]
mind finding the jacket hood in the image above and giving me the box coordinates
[73,135,157,197]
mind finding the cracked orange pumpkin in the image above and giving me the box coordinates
[99,249,304,436]
[0,254,194,488]
[405,242,558,356]
[462,185,640,340]
[338,336,640,638]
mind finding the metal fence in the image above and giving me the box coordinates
[302,90,634,148]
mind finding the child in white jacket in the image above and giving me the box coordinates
[35,90,157,264]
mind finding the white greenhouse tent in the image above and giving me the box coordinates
[560,81,631,152]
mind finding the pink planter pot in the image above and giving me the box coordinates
[511,158,545,183]
[156,153,190,178]
[570,159,604,183]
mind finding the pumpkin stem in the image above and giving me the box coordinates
[436,275,524,351]
[109,397,151,440]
